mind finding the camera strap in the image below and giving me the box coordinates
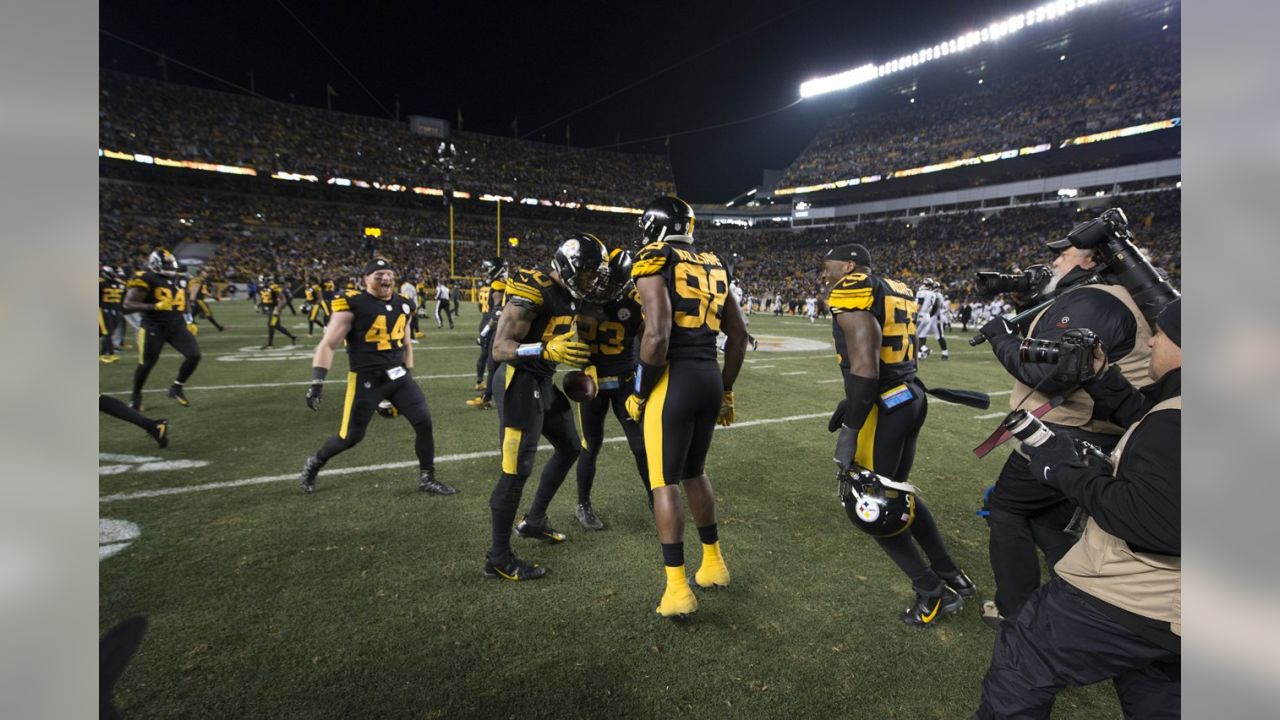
[972,396,1063,459]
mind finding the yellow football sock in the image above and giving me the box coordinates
[695,541,730,588]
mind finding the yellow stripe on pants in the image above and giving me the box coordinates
[854,405,879,471]
[338,372,357,439]
[643,368,671,489]
[502,427,524,475]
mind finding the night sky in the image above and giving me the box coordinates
[101,0,1102,203]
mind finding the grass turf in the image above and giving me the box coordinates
[99,301,1124,718]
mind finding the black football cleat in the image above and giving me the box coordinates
[168,383,190,407]
[941,570,978,598]
[575,502,604,531]
[129,393,143,412]
[299,454,323,494]
[483,553,547,581]
[901,586,963,627]
[515,515,567,543]
[149,419,169,449]
[418,468,458,495]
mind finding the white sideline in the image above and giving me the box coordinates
[98,412,831,503]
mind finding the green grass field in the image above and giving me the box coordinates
[99,300,1123,719]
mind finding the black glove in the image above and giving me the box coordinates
[305,382,323,411]
[833,425,859,472]
[1022,431,1082,486]
[980,315,1015,341]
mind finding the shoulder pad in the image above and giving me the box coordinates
[827,273,875,312]
[632,242,670,278]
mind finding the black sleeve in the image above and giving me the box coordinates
[989,288,1138,396]
[1049,411,1180,555]
[1083,366,1154,428]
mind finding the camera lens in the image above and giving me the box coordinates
[1019,338,1061,364]
[1002,410,1055,447]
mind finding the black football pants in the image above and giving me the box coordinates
[575,386,649,505]
[99,394,159,433]
[975,579,1180,719]
[489,366,579,561]
[314,371,435,472]
[266,314,296,345]
[132,324,201,396]
[100,308,122,355]
[844,378,960,596]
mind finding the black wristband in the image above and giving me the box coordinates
[842,374,878,430]
[312,367,328,384]
[633,361,667,399]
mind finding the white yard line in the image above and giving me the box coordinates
[104,373,477,395]
[99,411,830,503]
[780,371,809,376]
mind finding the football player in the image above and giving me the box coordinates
[259,275,298,348]
[434,277,455,329]
[467,258,507,408]
[572,247,649,530]
[303,277,328,336]
[915,278,949,361]
[483,236,603,581]
[299,257,455,495]
[123,249,202,409]
[188,269,226,333]
[99,394,168,448]
[821,244,975,626]
[99,265,125,363]
[627,196,748,618]
[399,274,422,339]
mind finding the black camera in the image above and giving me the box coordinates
[1019,327,1099,385]
[1002,408,1112,537]
[974,264,1052,299]
[1062,208,1179,326]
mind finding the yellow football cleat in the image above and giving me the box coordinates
[465,396,493,409]
[694,543,730,588]
[655,566,698,618]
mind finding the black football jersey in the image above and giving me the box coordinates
[827,272,919,388]
[330,290,417,372]
[127,270,187,328]
[322,280,337,300]
[259,284,285,307]
[99,276,124,308]
[631,240,728,361]
[503,268,577,378]
[578,287,643,377]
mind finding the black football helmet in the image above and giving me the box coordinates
[586,247,633,304]
[637,196,695,244]
[481,257,507,282]
[100,264,118,281]
[147,249,180,277]
[839,469,918,538]
[551,233,610,302]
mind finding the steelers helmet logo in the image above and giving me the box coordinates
[385,304,393,311]
[617,308,632,321]
[855,498,880,523]
[562,238,581,256]
[402,303,410,314]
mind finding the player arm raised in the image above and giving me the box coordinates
[305,310,353,411]
[833,310,881,470]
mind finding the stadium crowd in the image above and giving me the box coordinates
[782,30,1180,188]
[99,71,674,209]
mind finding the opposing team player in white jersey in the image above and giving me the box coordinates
[805,296,818,323]
[915,278,949,360]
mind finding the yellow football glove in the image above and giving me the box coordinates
[625,394,646,423]
[153,297,173,311]
[717,390,735,426]
[542,331,591,368]
[187,322,199,336]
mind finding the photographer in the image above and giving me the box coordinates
[975,299,1181,719]
[978,235,1152,624]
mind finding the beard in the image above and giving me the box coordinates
[1043,266,1066,295]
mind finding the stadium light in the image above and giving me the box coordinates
[796,0,1109,99]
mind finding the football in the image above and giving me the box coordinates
[562,370,597,402]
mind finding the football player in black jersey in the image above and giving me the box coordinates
[259,275,298,348]
[99,265,125,363]
[467,258,507,409]
[482,236,604,581]
[572,248,650,530]
[189,269,226,332]
[123,249,202,410]
[303,277,328,336]
[627,196,748,618]
[821,244,975,626]
[299,257,455,495]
